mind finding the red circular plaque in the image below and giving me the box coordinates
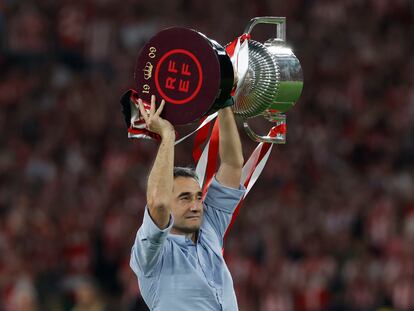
[154,49,203,105]
[134,27,233,125]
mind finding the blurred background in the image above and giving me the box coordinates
[1,0,414,310]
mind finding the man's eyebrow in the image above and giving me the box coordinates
[177,191,203,198]
[178,192,192,198]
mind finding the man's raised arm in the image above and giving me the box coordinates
[137,95,175,229]
[216,106,244,188]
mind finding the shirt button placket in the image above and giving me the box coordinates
[216,288,223,304]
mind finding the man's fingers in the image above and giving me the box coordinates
[150,95,156,115]
[137,98,149,123]
[155,99,166,117]
[138,95,167,130]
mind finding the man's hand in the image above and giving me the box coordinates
[137,95,175,139]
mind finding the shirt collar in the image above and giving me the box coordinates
[168,228,203,246]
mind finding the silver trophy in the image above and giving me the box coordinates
[122,17,303,143]
[233,17,303,143]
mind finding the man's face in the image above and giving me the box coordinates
[171,176,203,235]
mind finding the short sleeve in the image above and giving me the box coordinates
[141,207,173,243]
[203,177,245,213]
[202,177,245,245]
[130,207,173,277]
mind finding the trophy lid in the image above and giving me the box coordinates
[135,27,233,125]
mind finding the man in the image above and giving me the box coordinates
[130,95,245,310]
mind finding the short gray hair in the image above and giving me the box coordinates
[173,166,199,182]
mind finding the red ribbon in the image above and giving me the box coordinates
[127,128,161,140]
[225,33,251,57]
[223,123,286,241]
[225,33,251,96]
[192,116,213,164]
[202,118,220,197]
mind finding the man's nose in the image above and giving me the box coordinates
[190,201,202,212]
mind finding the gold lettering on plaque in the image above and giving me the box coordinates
[142,84,150,94]
[148,47,156,59]
[143,62,153,80]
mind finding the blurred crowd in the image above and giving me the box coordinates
[1,0,414,310]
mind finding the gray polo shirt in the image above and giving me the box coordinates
[130,177,246,310]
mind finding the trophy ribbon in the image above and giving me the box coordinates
[121,88,217,142]
[225,33,250,96]
[189,26,251,163]
[190,118,286,246]
[225,123,286,241]
[121,89,162,141]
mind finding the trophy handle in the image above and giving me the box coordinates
[244,16,286,42]
[243,112,286,144]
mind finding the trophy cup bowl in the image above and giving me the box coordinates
[232,17,303,143]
